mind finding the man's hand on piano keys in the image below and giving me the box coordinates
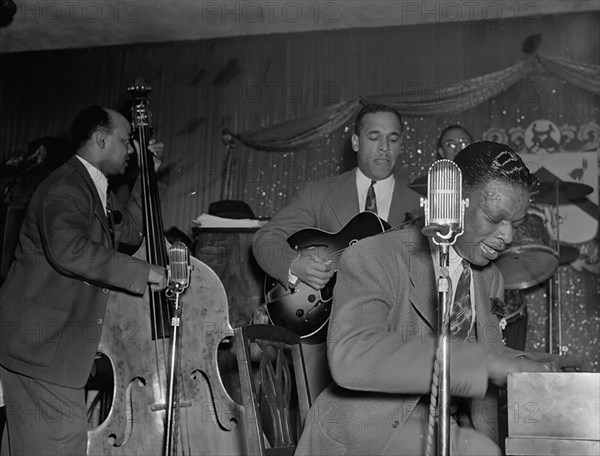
[488,352,559,388]
[512,351,581,372]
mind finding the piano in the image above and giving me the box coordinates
[505,372,600,455]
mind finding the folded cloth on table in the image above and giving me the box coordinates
[192,213,266,228]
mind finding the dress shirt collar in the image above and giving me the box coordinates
[75,155,109,215]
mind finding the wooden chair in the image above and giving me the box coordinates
[234,324,312,456]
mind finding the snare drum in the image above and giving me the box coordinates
[495,213,559,290]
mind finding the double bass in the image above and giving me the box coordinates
[87,81,243,455]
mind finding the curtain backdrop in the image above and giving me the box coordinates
[225,54,599,219]
[231,55,599,151]
[0,11,598,228]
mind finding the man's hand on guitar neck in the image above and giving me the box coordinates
[289,250,335,290]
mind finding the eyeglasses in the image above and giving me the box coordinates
[442,138,469,150]
[117,136,135,148]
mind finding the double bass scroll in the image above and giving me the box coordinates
[87,79,243,455]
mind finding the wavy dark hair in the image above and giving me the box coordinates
[353,104,403,135]
[71,105,113,149]
[454,141,537,193]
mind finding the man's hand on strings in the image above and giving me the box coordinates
[290,250,335,290]
[148,264,167,291]
[147,138,164,171]
[131,138,165,172]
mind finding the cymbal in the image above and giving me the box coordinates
[409,175,427,197]
[412,171,593,204]
[496,245,558,290]
[531,181,593,205]
[532,169,593,205]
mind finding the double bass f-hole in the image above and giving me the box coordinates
[87,79,244,455]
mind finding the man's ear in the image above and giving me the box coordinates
[94,130,107,149]
[351,133,359,152]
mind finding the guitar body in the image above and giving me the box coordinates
[265,211,385,338]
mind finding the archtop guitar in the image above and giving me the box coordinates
[264,211,386,338]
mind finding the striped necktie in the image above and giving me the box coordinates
[365,180,378,214]
[106,191,115,246]
[450,260,473,341]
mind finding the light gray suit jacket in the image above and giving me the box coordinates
[252,168,421,285]
[295,225,517,455]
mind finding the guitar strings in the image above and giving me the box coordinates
[317,214,425,263]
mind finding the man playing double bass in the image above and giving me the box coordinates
[0,106,167,455]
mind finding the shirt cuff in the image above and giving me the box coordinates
[288,269,299,287]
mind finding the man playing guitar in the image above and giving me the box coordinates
[252,103,421,401]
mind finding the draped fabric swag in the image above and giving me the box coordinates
[231,55,600,152]
[225,54,599,222]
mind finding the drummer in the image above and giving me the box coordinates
[437,124,473,160]
[409,124,474,196]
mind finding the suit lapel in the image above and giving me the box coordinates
[68,156,113,245]
[328,169,421,228]
[327,169,360,228]
[388,178,418,227]
[405,231,504,339]
[473,266,503,351]
[407,228,437,331]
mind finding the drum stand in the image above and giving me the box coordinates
[547,181,564,355]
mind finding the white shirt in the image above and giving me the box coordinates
[430,243,476,337]
[356,168,395,222]
[75,155,109,215]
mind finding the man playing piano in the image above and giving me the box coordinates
[295,141,567,455]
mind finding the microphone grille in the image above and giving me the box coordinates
[169,241,190,287]
[428,159,462,229]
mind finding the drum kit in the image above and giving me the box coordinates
[410,170,593,353]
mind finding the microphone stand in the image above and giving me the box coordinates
[436,242,452,456]
[421,159,468,456]
[424,238,453,456]
[164,245,191,456]
[164,285,183,456]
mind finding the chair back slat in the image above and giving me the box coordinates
[234,324,312,456]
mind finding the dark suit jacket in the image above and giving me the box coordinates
[252,168,421,285]
[0,156,150,388]
[295,225,521,455]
